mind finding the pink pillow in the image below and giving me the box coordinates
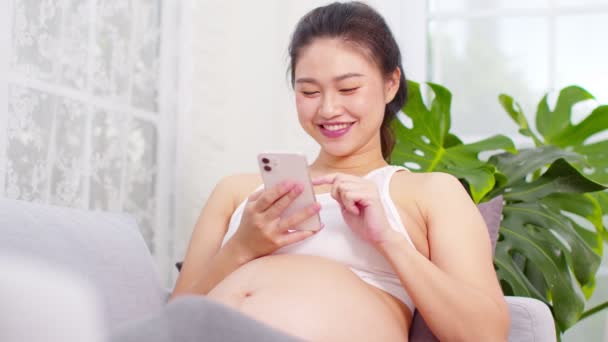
[477,195,504,255]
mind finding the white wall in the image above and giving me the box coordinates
[173,0,427,272]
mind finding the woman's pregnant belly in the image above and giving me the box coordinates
[207,254,412,342]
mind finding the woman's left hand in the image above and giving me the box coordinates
[312,173,394,245]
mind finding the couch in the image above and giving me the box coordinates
[0,197,557,341]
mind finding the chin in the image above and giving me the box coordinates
[319,142,358,158]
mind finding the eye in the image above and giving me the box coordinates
[301,90,320,96]
[340,87,359,94]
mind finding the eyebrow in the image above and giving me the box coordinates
[295,72,364,84]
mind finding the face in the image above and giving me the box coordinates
[293,38,400,158]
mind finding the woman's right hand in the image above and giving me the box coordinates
[228,181,323,261]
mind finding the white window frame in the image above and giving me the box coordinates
[0,0,11,198]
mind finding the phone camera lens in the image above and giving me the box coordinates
[261,158,270,164]
[264,165,272,172]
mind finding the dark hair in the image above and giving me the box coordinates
[288,1,407,160]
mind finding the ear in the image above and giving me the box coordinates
[384,67,401,104]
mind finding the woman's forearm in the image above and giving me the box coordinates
[170,240,251,300]
[378,234,509,341]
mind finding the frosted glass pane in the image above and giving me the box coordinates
[59,0,89,90]
[91,1,132,101]
[50,99,87,207]
[12,0,62,81]
[555,14,608,103]
[429,17,549,139]
[124,119,158,252]
[430,0,549,12]
[131,0,161,112]
[5,86,54,201]
[89,111,126,211]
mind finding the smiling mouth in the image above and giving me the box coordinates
[319,122,355,131]
[318,122,356,138]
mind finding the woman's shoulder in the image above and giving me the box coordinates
[391,170,467,208]
[392,169,461,190]
[216,172,263,208]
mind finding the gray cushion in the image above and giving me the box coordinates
[0,255,106,342]
[110,296,303,342]
[0,198,166,331]
[410,195,504,341]
[506,297,556,342]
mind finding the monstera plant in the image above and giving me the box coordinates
[390,81,608,335]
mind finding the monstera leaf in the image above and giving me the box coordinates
[500,84,608,247]
[391,81,515,202]
[593,191,608,243]
[499,94,542,146]
[486,148,595,199]
[491,152,606,330]
[500,86,608,185]
[496,88,608,332]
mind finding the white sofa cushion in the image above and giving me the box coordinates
[0,255,106,342]
[0,198,166,331]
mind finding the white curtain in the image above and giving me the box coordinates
[1,0,178,285]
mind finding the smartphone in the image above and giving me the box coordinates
[257,152,322,231]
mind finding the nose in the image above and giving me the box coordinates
[318,92,342,118]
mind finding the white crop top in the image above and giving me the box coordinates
[221,165,416,312]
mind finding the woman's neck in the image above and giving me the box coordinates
[310,148,388,177]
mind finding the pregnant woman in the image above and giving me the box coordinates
[171,2,510,341]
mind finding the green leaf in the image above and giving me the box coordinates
[532,86,608,186]
[498,202,589,330]
[536,86,595,142]
[392,81,516,202]
[494,243,545,299]
[541,193,604,300]
[574,140,608,185]
[488,146,585,189]
[541,195,603,285]
[444,133,463,148]
[489,148,605,332]
[543,193,605,240]
[499,94,542,145]
[503,159,606,202]
[591,192,608,243]
[402,81,450,146]
[552,105,608,147]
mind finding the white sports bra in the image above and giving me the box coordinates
[221,165,416,312]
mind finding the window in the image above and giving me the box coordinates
[428,0,608,140]
[0,0,178,285]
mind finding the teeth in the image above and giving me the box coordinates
[323,123,352,131]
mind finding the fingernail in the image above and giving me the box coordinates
[282,181,293,191]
